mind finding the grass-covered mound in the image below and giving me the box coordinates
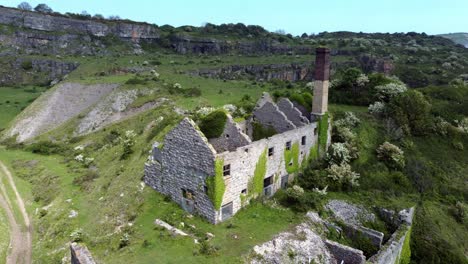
[198,110,228,139]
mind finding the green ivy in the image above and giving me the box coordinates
[284,142,300,174]
[317,112,329,156]
[205,159,226,210]
[252,122,277,141]
[199,110,228,139]
[399,226,412,264]
[252,149,267,196]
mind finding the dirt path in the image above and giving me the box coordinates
[0,161,32,264]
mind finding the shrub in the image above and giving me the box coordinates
[334,112,360,128]
[277,186,324,212]
[327,143,351,165]
[198,110,228,139]
[368,102,386,116]
[374,83,407,102]
[388,90,431,136]
[120,130,137,160]
[198,240,219,256]
[70,228,83,242]
[377,142,405,169]
[26,141,65,155]
[252,122,277,141]
[327,163,360,189]
[21,60,33,70]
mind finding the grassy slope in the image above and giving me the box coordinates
[0,86,46,130]
[0,209,8,264]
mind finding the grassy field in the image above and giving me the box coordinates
[0,86,46,130]
[0,209,8,264]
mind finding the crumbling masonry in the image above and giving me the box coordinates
[144,48,332,223]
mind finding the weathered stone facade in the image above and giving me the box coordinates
[144,48,331,223]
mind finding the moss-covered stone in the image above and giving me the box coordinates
[318,112,329,156]
[252,149,267,196]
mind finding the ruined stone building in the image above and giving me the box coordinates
[144,48,332,224]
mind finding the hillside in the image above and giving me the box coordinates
[439,33,468,48]
[0,5,467,264]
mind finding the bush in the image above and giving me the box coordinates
[21,60,33,70]
[252,122,277,141]
[327,163,360,189]
[327,143,351,165]
[198,110,228,139]
[374,83,407,102]
[376,142,405,169]
[276,186,324,213]
[388,90,432,136]
[26,141,65,155]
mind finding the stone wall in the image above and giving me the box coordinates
[70,243,96,264]
[216,122,317,221]
[209,116,251,153]
[325,240,366,264]
[368,208,415,264]
[277,98,309,127]
[252,93,296,134]
[144,118,219,223]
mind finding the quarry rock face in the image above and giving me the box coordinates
[187,63,313,82]
[0,6,160,40]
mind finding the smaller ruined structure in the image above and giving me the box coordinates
[70,243,96,264]
[144,48,332,223]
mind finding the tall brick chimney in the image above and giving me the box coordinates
[311,47,330,118]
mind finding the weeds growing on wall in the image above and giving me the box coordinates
[318,112,329,155]
[284,142,300,174]
[399,226,412,264]
[250,149,267,196]
[205,159,226,210]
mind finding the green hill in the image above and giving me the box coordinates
[439,33,468,48]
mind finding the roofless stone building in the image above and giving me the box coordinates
[144,48,332,223]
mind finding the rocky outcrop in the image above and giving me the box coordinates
[356,54,394,75]
[187,63,313,82]
[171,35,314,55]
[0,6,159,40]
[0,57,79,86]
[70,243,96,264]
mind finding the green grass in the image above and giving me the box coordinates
[0,209,9,264]
[0,86,46,130]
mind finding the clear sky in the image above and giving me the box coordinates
[1,0,467,35]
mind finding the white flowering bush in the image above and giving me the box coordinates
[313,186,328,196]
[375,83,407,102]
[222,104,237,113]
[173,83,182,89]
[368,102,386,116]
[455,117,468,134]
[305,82,314,89]
[196,107,215,116]
[74,154,84,162]
[335,112,360,128]
[377,142,405,169]
[356,74,369,87]
[327,163,360,187]
[121,130,137,160]
[285,185,305,199]
[432,116,450,135]
[150,70,160,78]
[327,143,351,165]
[74,145,84,151]
[335,126,356,143]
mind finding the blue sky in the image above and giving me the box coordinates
[1,0,467,35]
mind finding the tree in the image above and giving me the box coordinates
[81,10,91,17]
[388,90,431,136]
[17,2,32,11]
[34,3,53,13]
[93,14,104,20]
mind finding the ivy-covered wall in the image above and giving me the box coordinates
[284,142,300,174]
[318,112,329,156]
[250,149,267,196]
[205,159,226,210]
